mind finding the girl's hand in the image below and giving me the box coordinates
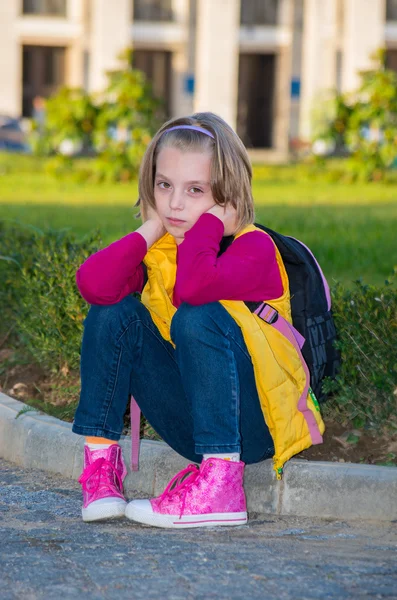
[205,203,239,236]
[141,202,160,224]
[137,203,166,247]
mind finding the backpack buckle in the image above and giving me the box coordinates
[254,303,278,324]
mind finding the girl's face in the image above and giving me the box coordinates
[154,146,216,244]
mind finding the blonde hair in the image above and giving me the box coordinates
[138,112,254,232]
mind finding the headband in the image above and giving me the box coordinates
[162,125,215,139]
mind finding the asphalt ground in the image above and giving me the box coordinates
[0,458,396,600]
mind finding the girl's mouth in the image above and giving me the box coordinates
[167,217,186,226]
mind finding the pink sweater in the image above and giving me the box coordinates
[76,213,283,306]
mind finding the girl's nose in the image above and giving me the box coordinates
[169,190,184,211]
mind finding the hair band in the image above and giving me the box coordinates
[162,125,215,139]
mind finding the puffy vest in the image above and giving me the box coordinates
[142,225,325,477]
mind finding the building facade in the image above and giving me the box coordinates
[0,0,396,157]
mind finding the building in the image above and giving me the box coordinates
[0,0,396,158]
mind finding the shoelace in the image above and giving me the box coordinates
[158,463,200,519]
[79,457,123,495]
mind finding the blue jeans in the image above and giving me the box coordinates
[72,296,274,465]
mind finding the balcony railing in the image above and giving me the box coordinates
[240,0,278,26]
[133,0,174,22]
[22,0,66,16]
[387,0,397,21]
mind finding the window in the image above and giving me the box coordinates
[237,54,275,148]
[22,45,66,116]
[133,0,173,21]
[387,0,397,20]
[44,47,65,85]
[240,0,278,26]
[386,50,397,72]
[23,0,66,16]
[133,50,172,117]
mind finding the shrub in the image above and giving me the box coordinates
[323,276,397,428]
[312,93,353,156]
[33,48,162,182]
[1,223,396,429]
[32,87,98,157]
[0,222,101,372]
[91,50,161,182]
[315,49,397,181]
[0,222,38,336]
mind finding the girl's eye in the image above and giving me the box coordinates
[157,181,170,189]
[189,187,203,194]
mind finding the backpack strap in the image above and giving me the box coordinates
[254,302,323,447]
[141,262,148,287]
[217,234,234,256]
[130,395,141,471]
[254,303,305,348]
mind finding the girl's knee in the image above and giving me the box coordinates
[85,295,142,330]
[171,302,224,342]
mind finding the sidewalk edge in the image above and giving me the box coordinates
[1,394,396,520]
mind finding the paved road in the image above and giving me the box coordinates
[0,459,396,600]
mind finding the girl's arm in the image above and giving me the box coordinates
[76,219,165,305]
[174,213,283,305]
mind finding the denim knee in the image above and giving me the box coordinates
[84,295,143,338]
[171,302,229,344]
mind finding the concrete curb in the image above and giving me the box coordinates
[1,392,396,521]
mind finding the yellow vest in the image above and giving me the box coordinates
[142,225,325,477]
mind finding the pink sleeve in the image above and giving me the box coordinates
[76,232,147,305]
[174,213,283,306]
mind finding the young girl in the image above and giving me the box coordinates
[73,112,324,528]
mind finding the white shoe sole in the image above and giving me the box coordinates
[125,500,247,529]
[82,498,127,522]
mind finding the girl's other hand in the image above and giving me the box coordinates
[205,203,238,236]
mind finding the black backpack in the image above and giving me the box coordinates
[219,224,341,403]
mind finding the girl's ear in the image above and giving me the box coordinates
[137,199,159,223]
[134,198,146,223]
[134,198,145,222]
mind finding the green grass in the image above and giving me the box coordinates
[1,154,396,286]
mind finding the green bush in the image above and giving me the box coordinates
[1,224,396,428]
[33,48,162,182]
[0,222,38,335]
[315,49,397,181]
[32,87,98,157]
[0,222,101,372]
[323,276,397,428]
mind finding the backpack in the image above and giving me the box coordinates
[219,224,341,403]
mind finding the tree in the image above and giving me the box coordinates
[32,48,163,182]
[315,50,397,181]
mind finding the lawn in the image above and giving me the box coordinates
[1,154,396,286]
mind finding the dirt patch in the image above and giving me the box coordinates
[1,351,396,468]
[297,422,397,466]
[0,351,79,422]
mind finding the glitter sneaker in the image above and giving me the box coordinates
[79,444,127,522]
[125,457,247,529]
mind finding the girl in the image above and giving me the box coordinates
[73,112,324,528]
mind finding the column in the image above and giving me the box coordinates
[342,0,386,91]
[89,0,132,93]
[171,0,193,117]
[289,0,304,144]
[66,0,86,88]
[194,0,240,127]
[299,0,338,141]
[0,2,20,117]
[273,0,294,153]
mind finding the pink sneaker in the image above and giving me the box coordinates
[79,444,127,522]
[125,457,247,529]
